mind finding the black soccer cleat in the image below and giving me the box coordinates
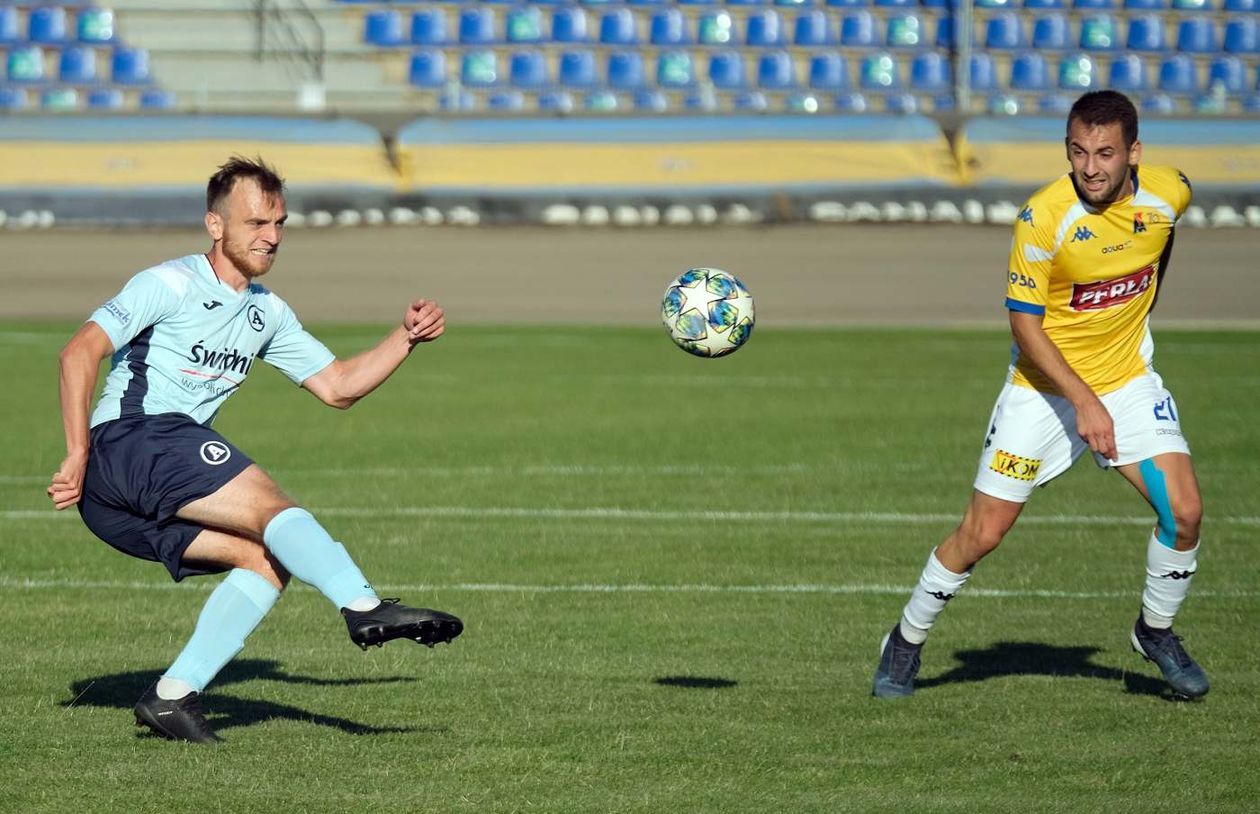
[342,598,463,651]
[134,685,222,744]
[872,623,923,699]
[1131,616,1210,699]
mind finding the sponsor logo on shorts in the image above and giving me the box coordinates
[1155,428,1183,437]
[1069,265,1154,311]
[199,441,232,466]
[102,299,131,325]
[990,449,1042,481]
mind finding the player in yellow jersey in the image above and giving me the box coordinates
[873,91,1208,700]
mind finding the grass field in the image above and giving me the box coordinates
[1,322,1257,813]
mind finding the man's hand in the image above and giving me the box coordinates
[403,299,445,345]
[1073,394,1117,462]
[48,451,88,510]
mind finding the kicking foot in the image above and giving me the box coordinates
[342,599,463,650]
[134,685,222,743]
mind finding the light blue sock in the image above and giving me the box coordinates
[263,507,379,610]
[164,568,280,693]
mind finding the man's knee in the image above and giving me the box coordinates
[1172,494,1202,549]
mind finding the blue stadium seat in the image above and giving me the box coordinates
[487,90,525,111]
[746,10,785,45]
[139,89,176,110]
[683,88,717,111]
[935,16,955,49]
[859,51,900,88]
[87,87,123,109]
[1224,19,1258,54]
[558,49,597,87]
[783,92,820,113]
[111,48,150,84]
[509,50,547,87]
[538,90,575,112]
[28,6,67,44]
[0,86,28,109]
[650,9,688,45]
[6,46,45,82]
[1244,94,1260,113]
[678,0,717,5]
[794,11,831,45]
[976,0,1014,7]
[1058,53,1095,89]
[1010,51,1050,90]
[1173,0,1213,8]
[826,0,868,6]
[1072,0,1114,8]
[1108,53,1148,90]
[1079,15,1119,50]
[458,8,495,45]
[885,13,924,48]
[920,0,950,8]
[599,8,638,45]
[1158,54,1198,93]
[697,10,735,44]
[1208,54,1246,92]
[59,46,96,82]
[1176,18,1216,53]
[1141,92,1177,114]
[626,0,666,6]
[634,88,668,111]
[909,50,950,90]
[408,50,446,87]
[970,52,997,91]
[834,91,868,111]
[708,51,747,88]
[1024,0,1067,9]
[364,10,405,46]
[460,50,499,86]
[729,0,769,6]
[1223,0,1257,10]
[607,50,646,88]
[657,50,696,87]
[985,12,1025,49]
[411,11,447,46]
[840,11,877,48]
[734,90,769,111]
[77,7,116,44]
[808,52,849,89]
[1032,15,1070,51]
[758,50,796,87]
[1124,0,1166,8]
[440,90,476,113]
[885,93,918,113]
[1038,93,1072,113]
[552,7,589,43]
[0,6,18,45]
[506,6,543,43]
[775,0,814,7]
[1126,15,1167,52]
[873,0,914,7]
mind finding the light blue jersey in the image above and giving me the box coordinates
[88,253,335,428]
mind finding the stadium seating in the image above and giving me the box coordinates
[808,53,849,89]
[1032,15,1071,51]
[1109,53,1148,90]
[650,9,688,45]
[28,6,68,45]
[758,50,796,88]
[559,49,598,88]
[510,50,547,88]
[608,50,646,89]
[0,6,18,45]
[411,11,447,46]
[409,49,447,87]
[552,7,589,43]
[59,46,97,83]
[709,51,746,89]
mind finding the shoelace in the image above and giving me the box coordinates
[174,694,216,737]
[1150,630,1195,668]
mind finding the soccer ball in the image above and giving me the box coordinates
[661,268,755,358]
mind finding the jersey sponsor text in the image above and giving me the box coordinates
[1069,265,1154,312]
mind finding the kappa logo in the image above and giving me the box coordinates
[990,449,1042,481]
[199,441,232,466]
[1177,170,1192,192]
[246,304,265,332]
[1070,226,1096,243]
[1160,570,1194,580]
[1017,206,1034,225]
[927,590,956,602]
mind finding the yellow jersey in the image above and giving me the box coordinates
[1005,164,1192,395]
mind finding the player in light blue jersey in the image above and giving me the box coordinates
[48,157,463,744]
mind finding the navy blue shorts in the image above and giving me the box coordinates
[77,413,254,581]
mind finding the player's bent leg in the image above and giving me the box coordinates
[176,464,298,541]
[1115,453,1208,698]
[874,491,1024,699]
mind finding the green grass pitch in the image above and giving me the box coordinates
[1,322,1257,813]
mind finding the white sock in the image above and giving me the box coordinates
[345,596,382,612]
[899,548,971,645]
[1142,534,1198,629]
[155,676,196,701]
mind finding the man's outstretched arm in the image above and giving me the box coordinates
[49,322,113,510]
[302,299,445,410]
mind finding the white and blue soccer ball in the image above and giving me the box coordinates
[661,267,755,358]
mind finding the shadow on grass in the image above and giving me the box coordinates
[655,676,738,689]
[64,658,445,736]
[916,641,1176,699]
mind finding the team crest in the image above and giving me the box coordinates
[1133,212,1147,234]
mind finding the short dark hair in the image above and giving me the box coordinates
[1067,90,1139,148]
[206,156,285,214]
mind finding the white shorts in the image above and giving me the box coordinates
[972,371,1191,503]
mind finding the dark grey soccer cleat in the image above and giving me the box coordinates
[1131,616,1209,699]
[342,598,463,650]
[134,685,222,744]
[873,624,923,699]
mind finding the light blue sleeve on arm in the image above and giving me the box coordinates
[258,296,336,385]
[88,269,182,349]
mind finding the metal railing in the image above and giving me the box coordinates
[254,0,324,83]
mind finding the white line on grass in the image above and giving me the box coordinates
[0,575,1255,600]
[4,505,1260,526]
